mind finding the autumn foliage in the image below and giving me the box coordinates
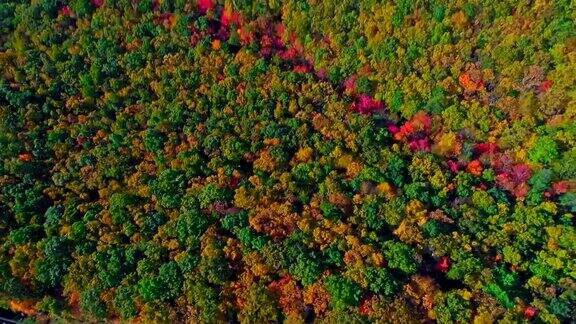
[0,0,574,322]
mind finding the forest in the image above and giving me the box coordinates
[0,0,575,322]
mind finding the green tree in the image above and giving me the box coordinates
[382,241,418,275]
[138,262,183,302]
[434,292,472,324]
[529,136,559,164]
[80,289,107,319]
[365,267,399,296]
[324,275,363,310]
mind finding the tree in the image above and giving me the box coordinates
[138,262,183,302]
[113,286,138,320]
[238,283,280,324]
[434,292,472,323]
[80,289,107,319]
[446,255,482,282]
[324,275,363,310]
[143,129,166,154]
[365,267,399,296]
[95,248,134,289]
[198,183,231,209]
[35,237,71,289]
[290,256,322,286]
[109,192,139,225]
[529,136,559,164]
[320,201,343,221]
[185,279,220,322]
[382,241,418,275]
[152,169,186,209]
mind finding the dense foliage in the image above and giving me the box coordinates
[0,0,575,322]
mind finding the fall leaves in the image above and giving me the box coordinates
[0,0,575,322]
